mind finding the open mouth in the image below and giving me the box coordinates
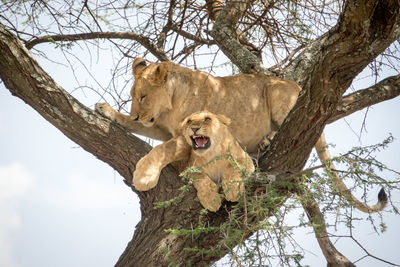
[190,135,211,150]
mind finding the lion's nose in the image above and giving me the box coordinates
[191,127,200,134]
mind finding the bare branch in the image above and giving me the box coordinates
[157,0,175,48]
[300,190,356,267]
[25,32,170,62]
[170,24,215,46]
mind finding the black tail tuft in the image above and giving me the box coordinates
[378,188,388,203]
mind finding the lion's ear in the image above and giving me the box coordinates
[179,117,188,132]
[132,58,147,76]
[153,62,169,84]
[216,114,231,126]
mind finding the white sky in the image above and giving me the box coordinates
[0,42,400,266]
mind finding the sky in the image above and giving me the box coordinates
[0,86,140,267]
[1,44,400,266]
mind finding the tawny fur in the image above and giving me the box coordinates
[96,58,386,213]
[179,111,254,212]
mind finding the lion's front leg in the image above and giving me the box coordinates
[221,167,244,203]
[95,103,172,141]
[133,156,163,191]
[95,103,129,124]
[191,172,221,212]
[133,136,190,191]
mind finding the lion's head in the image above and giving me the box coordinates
[129,58,173,127]
[181,110,231,156]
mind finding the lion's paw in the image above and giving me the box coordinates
[258,131,277,151]
[95,103,116,120]
[223,181,242,202]
[133,165,161,191]
[224,188,240,202]
[199,193,221,212]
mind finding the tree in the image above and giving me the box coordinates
[1,0,400,266]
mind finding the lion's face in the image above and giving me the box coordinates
[130,59,172,127]
[181,111,231,156]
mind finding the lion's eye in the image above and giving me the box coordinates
[204,117,211,122]
[139,95,146,102]
[186,119,192,124]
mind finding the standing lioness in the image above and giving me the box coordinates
[96,58,387,213]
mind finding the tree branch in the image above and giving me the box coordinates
[170,24,215,46]
[24,31,170,62]
[284,0,400,87]
[0,24,153,183]
[300,189,356,267]
[328,75,400,124]
[209,0,270,74]
[157,0,175,48]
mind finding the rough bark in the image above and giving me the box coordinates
[1,0,400,265]
[329,75,400,123]
[209,0,271,75]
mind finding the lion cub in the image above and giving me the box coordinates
[181,111,255,212]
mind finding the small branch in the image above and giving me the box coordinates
[170,24,215,45]
[157,0,176,48]
[25,32,170,62]
[83,0,103,32]
[350,235,400,266]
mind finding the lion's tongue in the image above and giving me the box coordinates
[195,137,208,147]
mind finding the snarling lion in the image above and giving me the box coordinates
[181,110,254,212]
[96,58,387,213]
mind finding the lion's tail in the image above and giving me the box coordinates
[315,133,387,213]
